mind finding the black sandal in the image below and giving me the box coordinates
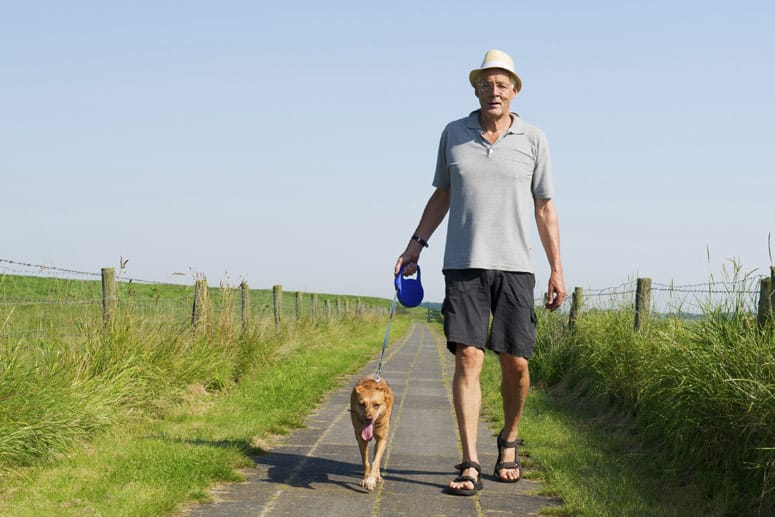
[447,461,482,496]
[494,429,523,483]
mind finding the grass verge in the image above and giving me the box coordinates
[480,286,774,516]
[481,371,713,516]
[0,316,411,516]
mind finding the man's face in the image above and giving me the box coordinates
[474,69,518,119]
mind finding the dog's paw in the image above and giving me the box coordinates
[360,474,382,491]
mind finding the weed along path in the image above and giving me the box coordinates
[180,324,561,517]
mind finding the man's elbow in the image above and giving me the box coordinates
[534,198,556,217]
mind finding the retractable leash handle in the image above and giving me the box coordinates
[375,264,424,382]
[394,264,424,308]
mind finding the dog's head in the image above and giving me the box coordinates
[352,379,393,423]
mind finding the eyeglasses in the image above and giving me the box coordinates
[475,81,513,94]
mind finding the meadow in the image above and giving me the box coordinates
[1,266,773,516]
[0,271,405,515]
[504,270,775,516]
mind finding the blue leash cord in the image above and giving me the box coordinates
[374,290,398,383]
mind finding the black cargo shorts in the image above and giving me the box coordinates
[441,269,537,358]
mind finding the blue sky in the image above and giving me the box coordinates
[2,1,773,303]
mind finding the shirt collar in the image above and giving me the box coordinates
[467,110,525,135]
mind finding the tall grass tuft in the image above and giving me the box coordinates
[0,320,230,470]
[0,275,394,487]
[529,267,775,514]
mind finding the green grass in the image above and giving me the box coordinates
[0,272,415,515]
[3,270,773,516]
[482,376,713,516]
[0,314,412,516]
[0,272,389,342]
[477,273,775,516]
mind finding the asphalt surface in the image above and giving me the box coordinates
[180,323,562,517]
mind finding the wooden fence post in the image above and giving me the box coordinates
[311,293,319,322]
[757,274,773,328]
[192,278,210,331]
[325,299,332,321]
[568,287,583,330]
[634,277,652,330]
[273,285,283,329]
[771,267,775,326]
[295,291,302,321]
[240,281,250,332]
[771,266,775,320]
[101,267,117,328]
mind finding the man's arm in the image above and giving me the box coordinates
[535,198,567,311]
[395,187,450,276]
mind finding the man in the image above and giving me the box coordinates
[394,49,566,496]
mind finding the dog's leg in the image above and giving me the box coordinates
[363,433,387,491]
[356,437,373,489]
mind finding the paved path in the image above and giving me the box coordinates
[181,323,561,516]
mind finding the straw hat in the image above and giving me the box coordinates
[469,49,522,92]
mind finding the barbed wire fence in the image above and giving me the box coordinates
[3,258,773,341]
[579,280,760,312]
[556,267,775,331]
[0,258,388,343]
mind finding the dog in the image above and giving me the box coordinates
[349,374,394,491]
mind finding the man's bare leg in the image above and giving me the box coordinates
[496,353,530,481]
[449,343,484,492]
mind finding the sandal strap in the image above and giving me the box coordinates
[497,433,525,449]
[454,461,481,474]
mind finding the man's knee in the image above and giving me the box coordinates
[500,353,529,376]
[454,343,484,369]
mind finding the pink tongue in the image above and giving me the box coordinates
[361,423,374,441]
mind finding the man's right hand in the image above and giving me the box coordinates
[394,248,421,277]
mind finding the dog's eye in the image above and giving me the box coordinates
[373,404,380,409]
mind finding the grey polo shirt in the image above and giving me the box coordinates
[433,110,554,273]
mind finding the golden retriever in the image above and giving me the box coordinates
[349,375,394,491]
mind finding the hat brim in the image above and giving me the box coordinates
[469,66,522,92]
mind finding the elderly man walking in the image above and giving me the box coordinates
[395,49,566,496]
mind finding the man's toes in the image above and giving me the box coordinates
[498,467,520,481]
[451,480,473,491]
